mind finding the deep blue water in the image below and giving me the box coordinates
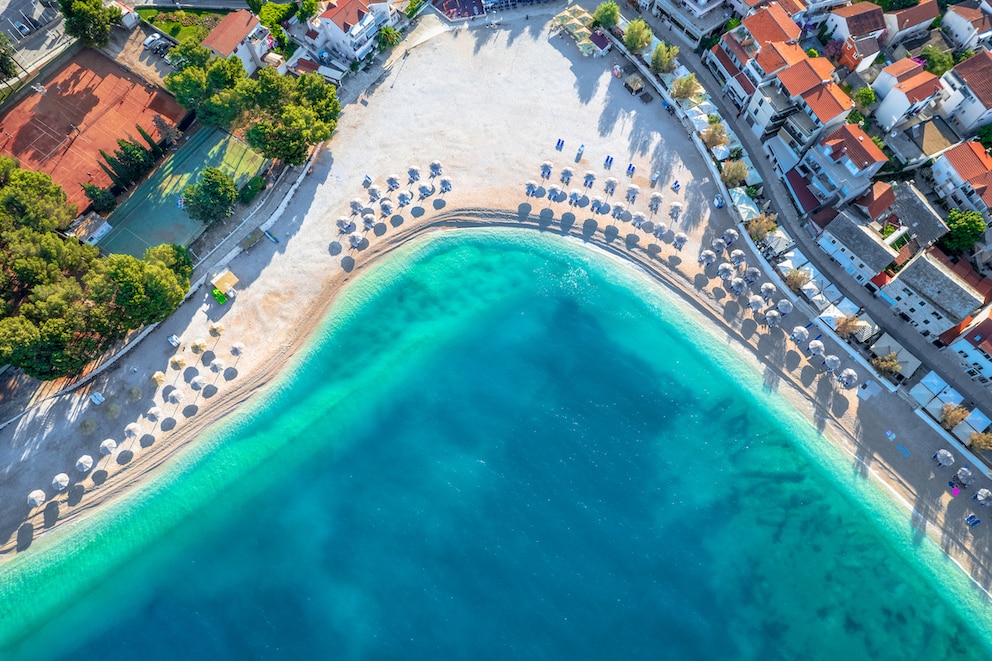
[1,230,989,660]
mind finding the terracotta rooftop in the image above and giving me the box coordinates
[801,81,853,122]
[775,0,807,16]
[294,57,320,73]
[892,70,942,103]
[880,57,923,81]
[968,169,992,208]
[720,32,750,66]
[777,57,836,96]
[942,141,992,182]
[855,180,896,219]
[742,3,801,46]
[852,35,881,57]
[755,41,806,74]
[952,50,992,109]
[886,0,938,29]
[831,2,885,36]
[821,123,887,166]
[947,1,992,33]
[711,44,756,93]
[201,9,259,57]
[319,0,370,33]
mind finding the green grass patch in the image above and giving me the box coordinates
[137,8,228,44]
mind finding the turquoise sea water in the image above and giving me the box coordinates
[2,229,991,659]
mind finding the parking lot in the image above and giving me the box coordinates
[103,23,176,88]
[0,0,57,44]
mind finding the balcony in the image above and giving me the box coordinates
[783,112,816,145]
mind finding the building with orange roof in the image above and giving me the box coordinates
[824,2,886,73]
[873,65,942,131]
[741,1,801,44]
[883,0,938,47]
[932,141,992,225]
[200,9,272,76]
[302,0,397,63]
[938,51,992,136]
[854,181,896,221]
[795,123,888,208]
[942,0,992,51]
[873,58,925,97]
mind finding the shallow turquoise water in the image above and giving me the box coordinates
[2,229,990,659]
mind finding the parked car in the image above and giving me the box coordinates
[12,21,30,37]
[167,334,181,347]
[143,33,161,49]
[714,194,725,209]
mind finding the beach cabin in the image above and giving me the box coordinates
[211,268,240,304]
[70,212,112,246]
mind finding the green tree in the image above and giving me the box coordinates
[806,48,819,58]
[58,0,122,48]
[164,65,209,110]
[298,0,318,20]
[81,183,117,214]
[922,45,954,76]
[623,18,652,53]
[0,169,76,233]
[956,49,975,64]
[720,159,748,187]
[144,243,193,288]
[135,124,163,157]
[702,122,727,148]
[250,67,295,111]
[977,125,992,151]
[670,73,701,100]
[871,351,902,376]
[182,167,237,224]
[650,42,679,74]
[592,1,619,29]
[247,0,265,14]
[0,316,41,367]
[0,33,19,82]
[114,139,153,182]
[169,39,212,71]
[152,114,182,146]
[940,208,986,253]
[746,213,777,242]
[378,25,401,50]
[854,86,876,110]
[199,89,246,127]
[99,161,128,191]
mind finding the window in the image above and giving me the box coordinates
[919,301,926,307]
[895,295,903,301]
[909,308,916,313]
[923,319,930,325]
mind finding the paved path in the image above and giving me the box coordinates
[638,9,992,413]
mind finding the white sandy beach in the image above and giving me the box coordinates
[1,8,991,598]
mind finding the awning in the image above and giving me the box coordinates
[211,268,240,292]
[785,168,819,214]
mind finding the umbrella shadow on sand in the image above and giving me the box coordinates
[116,450,134,466]
[328,241,342,256]
[91,469,108,485]
[223,367,238,381]
[518,203,532,220]
[43,502,59,528]
[390,214,405,228]
[559,212,576,233]
[433,199,446,210]
[67,484,85,506]
[139,433,155,449]
[582,218,598,238]
[16,522,33,551]
[160,417,177,432]
[182,405,199,418]
[341,256,355,273]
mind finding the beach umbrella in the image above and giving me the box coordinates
[632,211,646,227]
[698,249,716,266]
[349,233,363,248]
[584,170,596,183]
[976,488,992,505]
[937,449,955,467]
[823,354,841,372]
[380,199,394,215]
[570,188,583,204]
[547,183,562,199]
[525,180,538,195]
[776,299,794,315]
[408,166,421,182]
[231,342,246,357]
[760,283,777,301]
[722,228,739,245]
[336,217,350,230]
[191,339,207,354]
[957,467,976,487]
[417,183,434,199]
[744,267,761,284]
[791,326,809,344]
[764,309,781,327]
[561,166,574,180]
[367,184,380,200]
[190,375,206,390]
[430,160,443,176]
[150,370,166,386]
[649,192,663,211]
[124,422,140,438]
[729,277,746,295]
[626,184,640,200]
[670,202,683,221]
[730,249,746,265]
[100,438,117,455]
[717,262,734,280]
[168,389,184,405]
[808,339,824,356]
[76,455,93,473]
[540,162,552,178]
[386,175,400,190]
[604,177,618,194]
[749,295,764,313]
[350,198,364,213]
[362,213,376,229]
[674,232,688,250]
[27,490,46,507]
[169,355,186,370]
[398,191,412,206]
[209,322,225,337]
[52,473,69,491]
[612,202,626,218]
[653,221,667,237]
[838,368,858,388]
[147,406,163,421]
[211,358,227,373]
[439,177,452,192]
[711,238,727,254]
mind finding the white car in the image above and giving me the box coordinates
[714,194,725,209]
[167,334,181,347]
[143,33,161,49]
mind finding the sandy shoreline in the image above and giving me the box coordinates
[1,8,991,613]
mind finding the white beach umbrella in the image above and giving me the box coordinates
[190,375,206,390]
[626,183,640,198]
[561,166,574,180]
[711,238,727,254]
[168,389,184,405]
[760,283,777,301]
[439,177,452,192]
[147,406,163,421]
[612,202,627,218]
[124,422,140,438]
[525,180,538,195]
[349,233,363,248]
[52,473,69,492]
[823,354,841,372]
[722,228,739,245]
[591,195,605,212]
[386,175,401,190]
[730,249,746,265]
[397,191,412,206]
[570,188,583,204]
[336,217,350,230]
[27,490,46,507]
[764,309,782,327]
[976,488,992,505]
[653,221,667,237]
[362,213,376,230]
[584,170,596,183]
[791,326,809,344]
[430,160,443,176]
[649,192,663,211]
[729,277,746,295]
[808,339,825,356]
[408,166,421,182]
[744,267,761,284]
[76,455,93,473]
[698,249,716,266]
[717,262,734,280]
[211,358,227,373]
[604,177,618,194]
[674,232,688,249]
[838,368,858,388]
[632,211,646,227]
[99,438,117,455]
[936,449,955,467]
[957,467,976,487]
[349,198,364,213]
[749,295,765,313]
[418,183,434,199]
[367,184,380,200]
[548,184,562,200]
[776,299,794,315]
[380,199,394,216]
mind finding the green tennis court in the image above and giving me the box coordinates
[100,128,268,257]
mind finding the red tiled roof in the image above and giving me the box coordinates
[306,28,319,39]
[776,0,807,16]
[711,43,757,94]
[742,3,801,46]
[871,271,893,287]
[969,169,992,208]
[786,168,819,213]
[720,33,750,67]
[832,2,885,36]
[755,41,806,74]
[777,57,836,96]
[821,123,887,166]
[963,316,992,350]
[893,70,942,103]
[855,181,896,219]
[734,70,757,95]
[887,0,938,29]
[201,9,259,57]
[880,57,923,81]
[943,141,992,182]
[948,1,992,32]
[320,0,370,33]
[802,82,853,122]
[811,207,839,230]
[294,57,320,73]
[953,51,992,109]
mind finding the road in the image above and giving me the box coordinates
[636,8,992,413]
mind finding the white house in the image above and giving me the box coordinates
[942,0,992,50]
[650,0,727,47]
[794,123,888,208]
[303,0,398,63]
[879,251,986,337]
[950,314,992,383]
[200,9,272,76]
[931,140,992,224]
[883,0,938,47]
[871,59,942,131]
[825,3,886,73]
[938,51,992,136]
[817,209,899,284]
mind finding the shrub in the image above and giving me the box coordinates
[746,213,777,242]
[871,351,902,375]
[720,159,748,186]
[940,404,970,430]
[238,175,266,204]
[969,431,992,451]
[784,267,811,292]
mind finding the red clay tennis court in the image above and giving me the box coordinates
[0,49,186,211]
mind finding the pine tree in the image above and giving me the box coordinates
[114,139,152,182]
[136,124,163,157]
[99,154,129,189]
